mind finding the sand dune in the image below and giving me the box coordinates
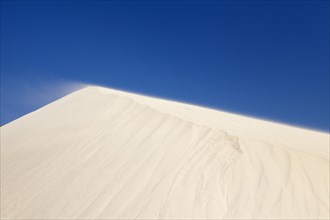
[1,86,329,219]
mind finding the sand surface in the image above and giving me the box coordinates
[1,86,329,219]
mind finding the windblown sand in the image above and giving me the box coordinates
[1,86,329,219]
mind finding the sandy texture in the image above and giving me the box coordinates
[1,86,329,219]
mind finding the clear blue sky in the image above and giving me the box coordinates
[1,0,329,131]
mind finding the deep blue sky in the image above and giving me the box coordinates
[1,0,329,131]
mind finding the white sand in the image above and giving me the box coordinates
[1,86,329,219]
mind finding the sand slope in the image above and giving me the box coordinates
[1,86,329,219]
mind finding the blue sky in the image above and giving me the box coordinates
[1,0,329,131]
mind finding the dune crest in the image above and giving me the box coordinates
[1,86,329,219]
